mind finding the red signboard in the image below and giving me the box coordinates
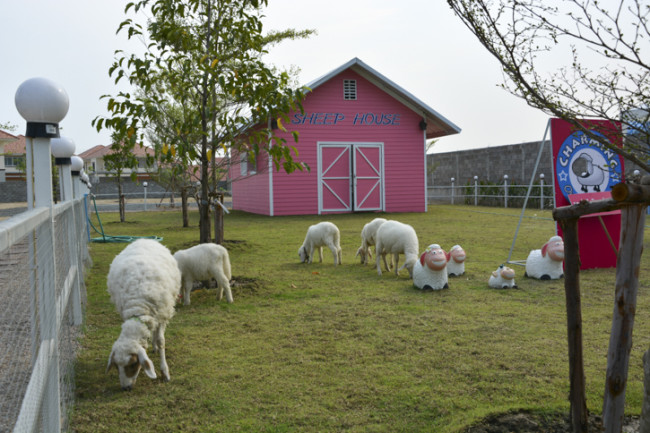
[550,118,624,269]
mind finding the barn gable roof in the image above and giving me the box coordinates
[306,57,461,139]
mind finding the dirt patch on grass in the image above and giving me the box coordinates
[464,411,640,433]
[230,275,262,296]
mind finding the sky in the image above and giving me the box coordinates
[0,0,551,155]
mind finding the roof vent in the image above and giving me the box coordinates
[343,79,357,100]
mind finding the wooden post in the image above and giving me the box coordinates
[560,217,589,433]
[602,204,647,432]
[214,193,224,245]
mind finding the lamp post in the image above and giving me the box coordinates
[143,181,148,211]
[474,176,479,206]
[70,156,84,199]
[450,177,455,205]
[539,173,544,209]
[503,174,509,208]
[51,136,76,202]
[14,77,68,433]
[15,77,69,209]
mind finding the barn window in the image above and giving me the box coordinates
[240,152,257,176]
[343,79,357,100]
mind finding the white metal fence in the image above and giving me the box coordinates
[0,197,90,433]
[427,177,555,209]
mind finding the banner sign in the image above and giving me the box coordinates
[550,118,624,269]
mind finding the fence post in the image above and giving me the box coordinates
[451,177,455,205]
[504,174,509,208]
[539,173,544,210]
[474,176,478,206]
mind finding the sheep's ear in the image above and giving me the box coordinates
[137,346,157,380]
[419,252,426,266]
[541,243,549,257]
[106,349,116,374]
[492,271,497,277]
[445,251,451,262]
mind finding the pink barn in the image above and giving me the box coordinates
[230,58,460,216]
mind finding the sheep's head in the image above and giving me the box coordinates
[493,265,515,280]
[420,244,448,271]
[298,246,309,263]
[542,236,564,262]
[107,341,156,391]
[355,247,372,264]
[449,245,466,264]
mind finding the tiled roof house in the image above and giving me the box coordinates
[0,131,25,181]
[78,143,156,180]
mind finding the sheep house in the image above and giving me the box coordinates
[230,58,461,216]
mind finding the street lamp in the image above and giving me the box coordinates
[15,77,69,208]
[70,156,84,199]
[143,181,148,211]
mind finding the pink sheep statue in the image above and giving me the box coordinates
[525,235,565,280]
[446,244,466,276]
[488,264,517,289]
[413,244,450,290]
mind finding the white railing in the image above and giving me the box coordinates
[0,196,90,433]
[427,175,555,209]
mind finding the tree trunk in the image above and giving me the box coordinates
[560,217,589,433]
[603,205,647,432]
[118,179,125,222]
[181,187,189,228]
[640,349,650,433]
[213,194,223,244]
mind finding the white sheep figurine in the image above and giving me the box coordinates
[375,220,419,277]
[488,264,517,289]
[413,244,450,290]
[446,244,466,276]
[298,221,342,265]
[173,243,233,306]
[525,235,565,280]
[355,217,387,265]
[106,239,181,391]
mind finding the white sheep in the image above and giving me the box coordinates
[355,217,387,265]
[413,244,450,290]
[173,243,233,306]
[488,264,517,289]
[375,220,419,277]
[106,239,181,391]
[525,235,565,280]
[298,221,342,265]
[446,244,466,276]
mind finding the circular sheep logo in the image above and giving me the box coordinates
[555,130,622,201]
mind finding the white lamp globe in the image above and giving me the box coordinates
[15,78,69,124]
[51,136,76,159]
[70,156,84,173]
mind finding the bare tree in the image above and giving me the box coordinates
[447,0,650,172]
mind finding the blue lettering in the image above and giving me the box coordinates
[291,113,303,125]
[334,113,345,124]
[313,113,325,125]
[353,113,363,125]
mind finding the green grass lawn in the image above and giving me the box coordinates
[70,205,650,432]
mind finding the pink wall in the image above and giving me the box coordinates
[232,68,427,216]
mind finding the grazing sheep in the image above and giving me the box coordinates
[525,235,565,280]
[298,222,342,265]
[106,239,181,391]
[489,264,517,289]
[173,243,233,306]
[375,220,419,277]
[355,217,388,265]
[446,244,467,276]
[413,244,450,290]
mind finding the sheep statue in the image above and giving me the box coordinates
[375,220,419,277]
[106,239,181,391]
[525,235,565,280]
[446,244,467,276]
[412,244,450,290]
[488,264,517,289]
[355,217,387,265]
[173,243,233,306]
[298,221,342,265]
